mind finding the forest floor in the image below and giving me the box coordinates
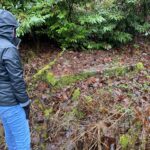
[0,39,150,150]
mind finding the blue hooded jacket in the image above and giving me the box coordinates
[0,9,29,106]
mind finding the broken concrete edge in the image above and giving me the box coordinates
[32,62,145,89]
[33,49,66,78]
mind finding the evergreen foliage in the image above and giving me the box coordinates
[0,0,149,50]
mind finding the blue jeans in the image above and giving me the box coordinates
[0,105,30,150]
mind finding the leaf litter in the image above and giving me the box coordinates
[0,39,149,150]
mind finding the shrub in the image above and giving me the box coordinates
[0,0,149,50]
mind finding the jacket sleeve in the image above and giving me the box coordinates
[2,47,30,106]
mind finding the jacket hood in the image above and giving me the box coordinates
[0,9,20,47]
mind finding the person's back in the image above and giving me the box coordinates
[0,39,19,106]
[0,9,31,150]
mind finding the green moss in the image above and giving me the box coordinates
[34,65,51,78]
[44,108,53,118]
[119,134,131,149]
[104,66,129,77]
[55,72,95,88]
[33,50,65,78]
[36,71,57,86]
[135,62,144,71]
[104,62,145,77]
[35,62,145,90]
[84,95,93,103]
[117,84,129,90]
[46,72,57,86]
[36,70,95,89]
[72,108,85,119]
[72,88,81,101]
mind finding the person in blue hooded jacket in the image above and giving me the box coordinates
[0,9,31,149]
